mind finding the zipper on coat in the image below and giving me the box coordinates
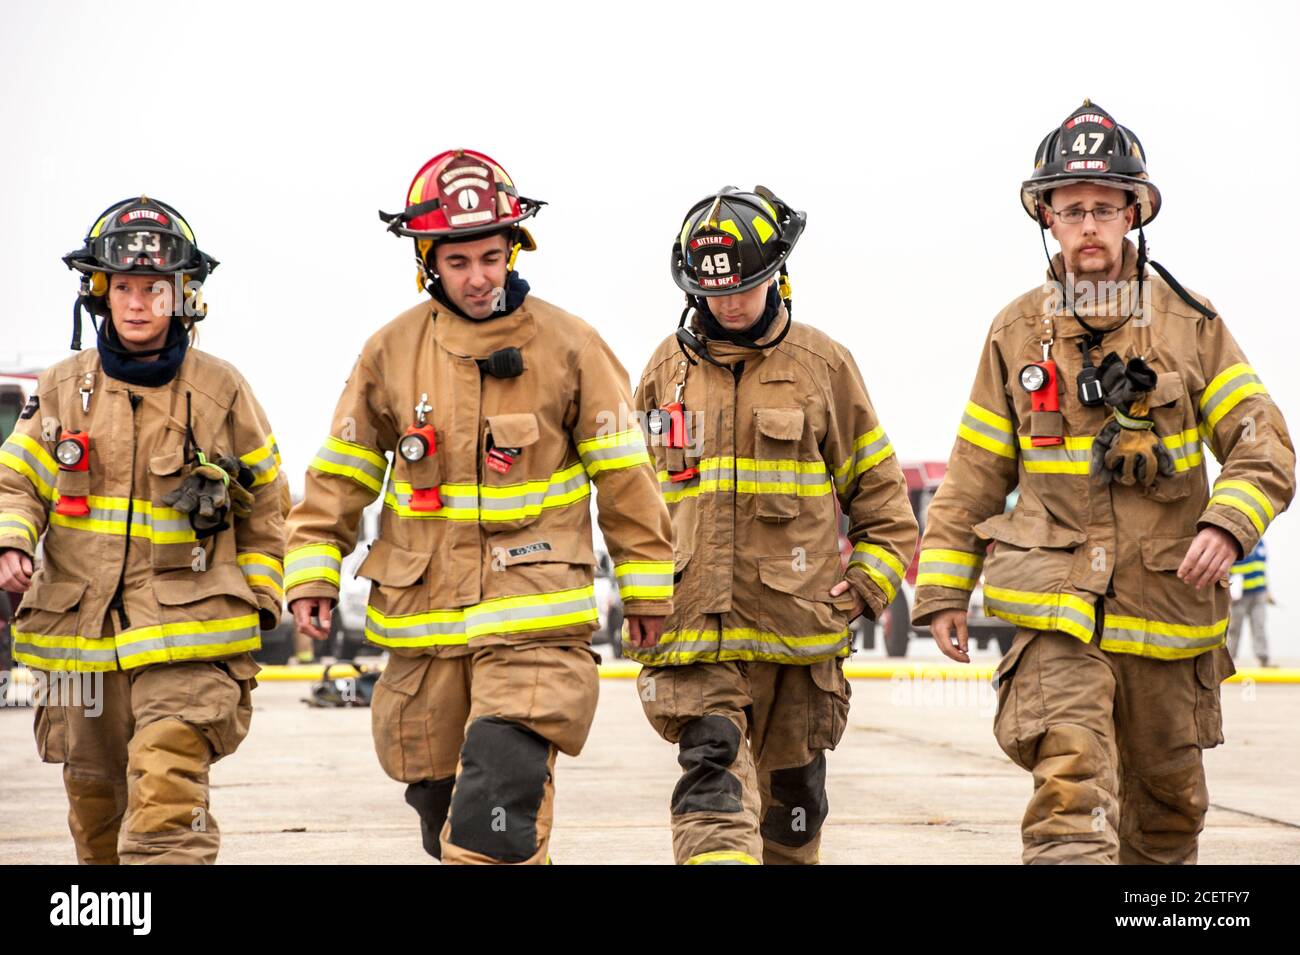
[108,391,142,631]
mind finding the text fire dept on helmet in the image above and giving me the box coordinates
[627,186,919,864]
[0,197,288,864]
[912,101,1296,864]
[283,150,674,865]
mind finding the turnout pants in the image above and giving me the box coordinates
[993,627,1235,864]
[371,644,600,865]
[32,655,259,865]
[636,650,851,865]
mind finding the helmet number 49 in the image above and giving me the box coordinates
[697,252,731,275]
[1071,132,1105,155]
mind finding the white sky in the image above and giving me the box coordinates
[2,1,1298,657]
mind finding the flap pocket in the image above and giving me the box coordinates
[377,652,432,697]
[1149,372,1185,408]
[20,578,88,613]
[221,654,263,682]
[754,407,805,442]
[152,563,256,606]
[993,629,1038,688]
[357,538,430,587]
[1141,535,1195,573]
[757,551,841,603]
[759,367,797,384]
[808,656,846,693]
[56,469,90,498]
[490,528,596,567]
[1196,646,1235,689]
[973,509,1087,550]
[486,413,540,449]
[149,449,186,476]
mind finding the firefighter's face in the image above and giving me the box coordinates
[433,234,511,319]
[107,274,174,352]
[1044,183,1136,281]
[707,278,773,332]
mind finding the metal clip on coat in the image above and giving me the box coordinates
[54,429,91,516]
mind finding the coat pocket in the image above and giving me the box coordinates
[1138,534,1227,635]
[149,564,262,659]
[356,538,432,620]
[752,407,805,523]
[13,577,89,644]
[480,412,567,533]
[1143,372,1195,503]
[148,446,208,571]
[756,551,850,647]
[370,652,437,782]
[973,509,1093,638]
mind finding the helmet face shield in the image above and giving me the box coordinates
[94,229,194,273]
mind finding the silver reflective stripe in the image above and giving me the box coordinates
[850,546,903,593]
[479,469,590,513]
[733,465,828,487]
[0,439,56,490]
[617,571,672,590]
[983,594,1094,633]
[1020,444,1091,466]
[1201,369,1263,422]
[470,592,597,629]
[314,444,386,484]
[917,558,979,579]
[0,518,35,543]
[117,624,260,657]
[368,615,467,640]
[240,560,283,588]
[1213,486,1271,527]
[960,412,1013,444]
[12,641,117,664]
[388,488,479,510]
[1101,625,1225,651]
[286,554,338,572]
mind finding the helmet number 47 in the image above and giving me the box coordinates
[1072,132,1105,155]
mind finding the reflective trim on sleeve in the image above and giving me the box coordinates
[0,432,58,502]
[847,542,905,604]
[833,426,894,494]
[576,428,651,476]
[1208,478,1275,535]
[614,560,674,600]
[309,437,388,495]
[237,552,285,600]
[0,512,38,546]
[284,543,343,590]
[958,402,1017,459]
[916,548,982,591]
[1199,363,1267,431]
[239,433,282,487]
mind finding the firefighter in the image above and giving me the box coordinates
[0,197,287,864]
[285,149,673,865]
[912,101,1296,864]
[628,186,919,864]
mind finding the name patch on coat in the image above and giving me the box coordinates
[507,541,553,558]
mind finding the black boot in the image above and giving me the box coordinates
[404,778,455,860]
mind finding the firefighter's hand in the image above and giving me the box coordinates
[0,549,34,593]
[829,579,867,620]
[625,615,665,649]
[930,609,970,663]
[291,597,334,640]
[1178,526,1240,591]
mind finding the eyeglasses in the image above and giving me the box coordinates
[1049,204,1129,225]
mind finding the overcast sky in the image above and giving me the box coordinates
[3,1,1298,655]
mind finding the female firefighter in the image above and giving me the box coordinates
[0,196,288,864]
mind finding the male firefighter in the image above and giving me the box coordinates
[284,150,673,864]
[913,101,1295,864]
[627,186,919,864]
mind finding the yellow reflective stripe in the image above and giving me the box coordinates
[1209,479,1274,535]
[284,543,342,589]
[686,851,760,865]
[0,512,38,545]
[833,426,894,492]
[385,464,592,522]
[1018,435,1092,474]
[310,436,387,494]
[237,552,285,599]
[916,548,982,591]
[958,401,1016,459]
[0,432,57,501]
[848,542,905,604]
[1162,428,1204,471]
[114,613,262,669]
[1232,561,1265,575]
[239,433,281,487]
[576,428,651,476]
[982,585,1095,642]
[365,585,599,646]
[1099,614,1229,660]
[614,560,674,600]
[1200,363,1268,430]
[625,626,850,665]
[47,497,196,543]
